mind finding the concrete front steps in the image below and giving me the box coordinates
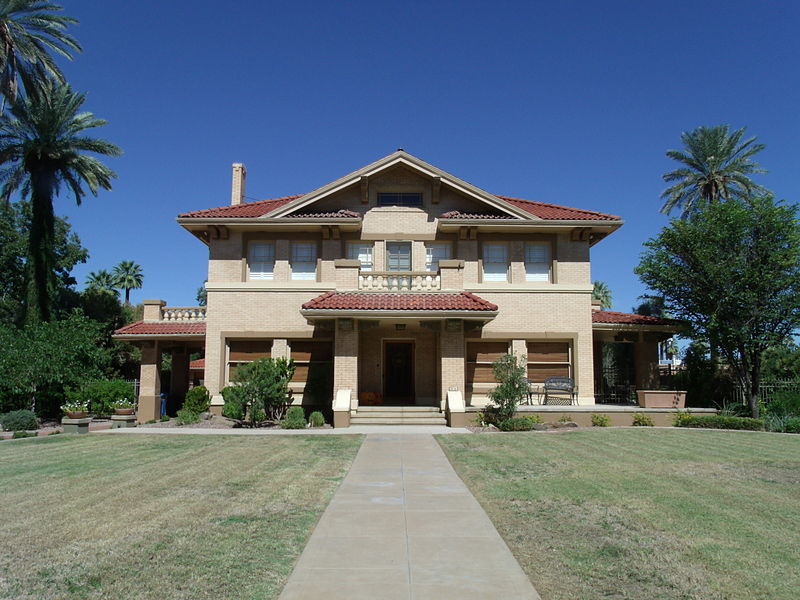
[350,405,447,426]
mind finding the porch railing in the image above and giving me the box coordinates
[161,306,207,321]
[359,271,441,292]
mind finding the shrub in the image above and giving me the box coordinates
[487,354,528,422]
[523,414,543,424]
[785,417,800,434]
[0,409,38,432]
[282,406,307,429]
[175,408,200,425]
[499,417,535,431]
[160,414,171,422]
[674,415,765,431]
[221,386,245,420]
[232,357,295,425]
[591,414,610,427]
[71,380,134,417]
[765,391,800,418]
[12,430,36,439]
[558,415,573,423]
[309,411,325,427]
[183,386,211,414]
[632,413,654,427]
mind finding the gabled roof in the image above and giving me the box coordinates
[592,311,675,326]
[178,195,302,219]
[497,196,620,221]
[302,291,498,312]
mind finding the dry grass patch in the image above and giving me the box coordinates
[438,428,800,600]
[0,433,363,599]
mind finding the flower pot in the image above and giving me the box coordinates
[65,410,88,419]
[636,390,686,409]
[114,408,135,415]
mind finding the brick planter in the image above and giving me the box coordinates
[636,390,687,409]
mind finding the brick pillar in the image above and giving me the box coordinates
[334,259,361,290]
[440,321,465,409]
[274,239,291,280]
[170,347,190,404]
[334,320,359,410]
[138,341,161,423]
[511,339,527,363]
[439,259,464,290]
[272,338,289,359]
[635,341,660,389]
[575,332,596,405]
[320,239,341,283]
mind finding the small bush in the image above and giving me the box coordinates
[282,406,307,429]
[765,391,800,418]
[12,430,36,439]
[160,414,171,422]
[0,409,38,432]
[558,415,573,423]
[785,417,800,434]
[309,411,325,427]
[591,414,610,427]
[499,417,535,431]
[183,386,211,414]
[175,408,200,426]
[632,413,654,427]
[674,415,765,431]
[221,385,246,421]
[523,414,543,424]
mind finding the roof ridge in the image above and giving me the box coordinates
[178,194,305,218]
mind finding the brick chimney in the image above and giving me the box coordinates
[231,163,247,206]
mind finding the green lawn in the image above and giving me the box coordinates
[0,434,363,600]
[438,429,800,600]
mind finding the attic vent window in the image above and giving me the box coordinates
[377,192,422,207]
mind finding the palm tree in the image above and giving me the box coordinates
[85,269,119,296]
[113,260,143,304]
[660,125,766,217]
[592,280,612,310]
[0,1,81,105]
[0,80,121,323]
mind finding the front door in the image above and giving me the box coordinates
[383,341,415,403]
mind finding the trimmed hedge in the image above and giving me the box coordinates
[499,416,541,431]
[675,414,765,431]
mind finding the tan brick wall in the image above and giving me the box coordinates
[440,325,465,409]
[334,322,358,409]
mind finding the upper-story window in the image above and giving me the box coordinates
[347,242,374,271]
[525,242,551,282]
[425,242,452,272]
[482,243,509,282]
[291,242,317,280]
[386,241,412,271]
[377,192,423,207]
[248,242,275,280]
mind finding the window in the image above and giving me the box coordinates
[526,341,572,382]
[525,243,551,282]
[377,192,423,207]
[347,242,374,271]
[248,242,275,280]
[482,243,509,282]
[227,340,271,381]
[425,242,452,272]
[291,242,317,280]
[386,241,412,271]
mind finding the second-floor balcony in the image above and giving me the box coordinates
[359,271,441,292]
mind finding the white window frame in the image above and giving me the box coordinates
[425,242,452,272]
[525,242,551,282]
[386,241,412,272]
[291,242,318,281]
[347,242,374,271]
[482,243,509,282]
[248,242,275,280]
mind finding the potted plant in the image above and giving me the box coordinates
[112,398,136,415]
[61,400,89,419]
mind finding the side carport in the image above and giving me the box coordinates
[113,299,207,423]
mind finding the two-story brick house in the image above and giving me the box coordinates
[115,151,677,426]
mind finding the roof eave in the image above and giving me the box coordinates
[300,309,498,320]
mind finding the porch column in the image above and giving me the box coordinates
[440,320,465,410]
[271,338,289,359]
[170,347,190,403]
[634,341,660,389]
[334,319,359,412]
[511,339,527,364]
[137,341,161,423]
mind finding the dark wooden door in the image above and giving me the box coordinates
[383,341,414,402]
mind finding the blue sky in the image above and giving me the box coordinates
[52,0,799,310]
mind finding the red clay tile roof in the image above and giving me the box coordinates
[178,195,303,219]
[592,311,674,325]
[190,358,205,369]
[114,321,207,335]
[496,195,620,221]
[302,291,498,312]
[439,210,513,220]
[285,209,360,219]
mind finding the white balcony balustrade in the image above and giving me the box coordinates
[161,306,207,321]
[358,271,441,292]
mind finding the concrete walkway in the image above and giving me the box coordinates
[99,425,472,435]
[279,433,540,599]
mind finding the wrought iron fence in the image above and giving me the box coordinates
[595,366,637,405]
[733,379,800,406]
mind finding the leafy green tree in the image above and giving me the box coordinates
[636,196,800,417]
[488,353,528,422]
[0,310,108,415]
[0,0,81,105]
[196,281,207,306]
[0,80,121,323]
[231,357,295,425]
[592,280,612,310]
[660,125,766,217]
[85,269,118,296]
[761,341,800,380]
[633,295,668,317]
[113,260,143,304]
